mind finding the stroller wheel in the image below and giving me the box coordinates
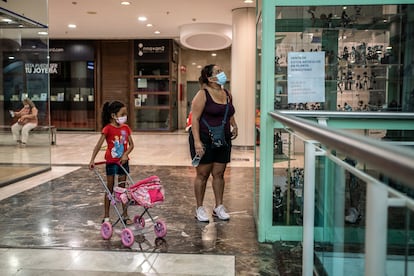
[133,214,145,229]
[101,222,113,240]
[154,219,167,238]
[121,228,135,247]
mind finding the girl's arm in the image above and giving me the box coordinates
[121,134,134,164]
[89,134,106,169]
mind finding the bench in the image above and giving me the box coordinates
[0,125,57,145]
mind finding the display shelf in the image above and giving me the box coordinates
[132,39,178,131]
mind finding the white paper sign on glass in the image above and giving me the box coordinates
[287,52,325,104]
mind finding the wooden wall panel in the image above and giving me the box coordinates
[96,40,131,129]
[100,41,130,105]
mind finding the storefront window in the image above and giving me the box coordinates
[49,41,95,130]
[274,5,413,112]
[0,3,50,186]
[256,3,414,230]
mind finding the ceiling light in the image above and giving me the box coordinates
[38,31,48,35]
[244,0,254,3]
[138,16,147,21]
[154,30,160,34]
[1,18,12,23]
[68,24,77,28]
[180,23,232,51]
[211,53,217,56]
[146,23,153,27]
[120,1,131,5]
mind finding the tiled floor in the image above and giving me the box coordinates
[0,131,301,275]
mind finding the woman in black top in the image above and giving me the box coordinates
[189,64,238,222]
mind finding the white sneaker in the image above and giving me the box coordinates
[213,205,230,221]
[195,206,209,222]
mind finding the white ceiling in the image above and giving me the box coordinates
[48,0,256,43]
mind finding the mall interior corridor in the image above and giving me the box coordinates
[0,131,302,275]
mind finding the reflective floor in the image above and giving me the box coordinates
[0,131,299,275]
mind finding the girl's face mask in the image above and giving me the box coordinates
[116,115,127,125]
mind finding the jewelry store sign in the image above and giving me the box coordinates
[25,63,58,74]
[287,52,325,103]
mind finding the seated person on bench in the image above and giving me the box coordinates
[10,98,38,147]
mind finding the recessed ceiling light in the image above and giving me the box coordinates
[211,53,217,56]
[138,16,147,21]
[121,1,131,5]
[68,24,77,28]
[1,18,12,23]
[154,30,160,34]
[38,31,48,35]
[146,23,153,27]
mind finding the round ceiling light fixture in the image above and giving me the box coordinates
[180,23,232,51]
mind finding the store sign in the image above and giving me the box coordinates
[287,52,325,103]
[25,63,58,74]
[134,39,170,61]
[137,43,165,56]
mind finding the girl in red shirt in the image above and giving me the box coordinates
[89,101,134,224]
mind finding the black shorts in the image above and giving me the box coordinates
[105,161,129,176]
[189,130,231,164]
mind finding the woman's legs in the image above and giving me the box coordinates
[11,123,22,142]
[211,162,227,207]
[194,163,213,207]
[21,123,37,144]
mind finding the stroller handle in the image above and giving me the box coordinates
[94,161,123,166]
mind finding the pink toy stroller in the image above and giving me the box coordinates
[92,161,167,247]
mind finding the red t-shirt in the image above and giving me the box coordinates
[102,124,132,164]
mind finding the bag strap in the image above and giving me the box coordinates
[201,89,229,128]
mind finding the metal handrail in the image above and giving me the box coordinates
[269,111,414,188]
[278,110,414,119]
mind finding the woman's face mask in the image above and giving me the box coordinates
[116,115,127,125]
[214,72,227,86]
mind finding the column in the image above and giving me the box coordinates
[231,7,256,147]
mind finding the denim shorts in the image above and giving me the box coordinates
[105,161,129,176]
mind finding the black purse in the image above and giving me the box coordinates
[201,100,229,149]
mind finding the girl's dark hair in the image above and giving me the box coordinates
[198,64,215,85]
[102,101,125,126]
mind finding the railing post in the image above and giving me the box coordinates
[365,182,388,276]
[333,165,345,276]
[302,141,316,276]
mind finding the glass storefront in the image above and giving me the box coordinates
[272,4,413,112]
[132,40,178,131]
[256,0,414,237]
[0,3,50,186]
[49,40,95,130]
[267,3,414,227]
